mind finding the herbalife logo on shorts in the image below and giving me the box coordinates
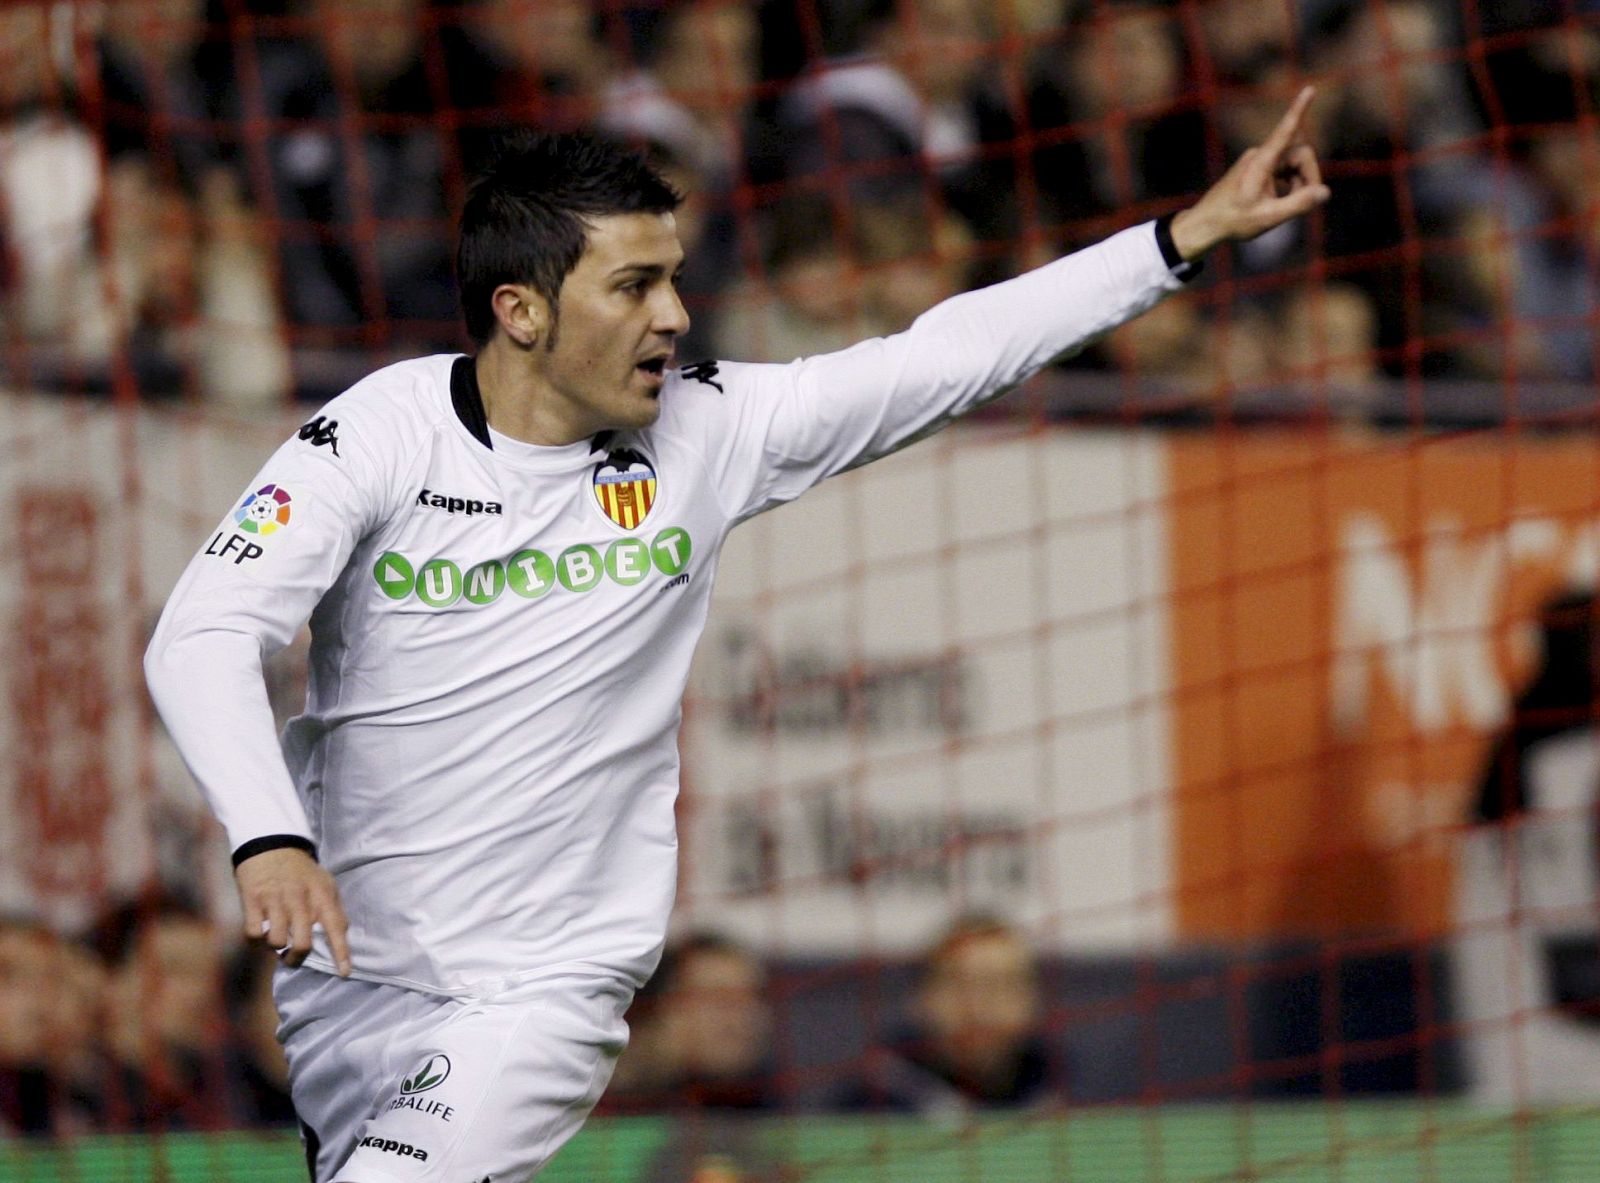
[400,1053,451,1095]
[372,528,692,608]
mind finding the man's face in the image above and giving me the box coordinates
[530,212,689,438]
[134,917,222,1052]
[918,931,1040,1077]
[0,928,56,1065]
[664,948,769,1079]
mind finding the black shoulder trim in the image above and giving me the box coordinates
[451,356,492,449]
[232,835,317,867]
[1154,214,1204,283]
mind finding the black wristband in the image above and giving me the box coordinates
[1154,213,1204,282]
[232,834,317,867]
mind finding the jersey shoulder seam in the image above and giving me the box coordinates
[653,381,744,525]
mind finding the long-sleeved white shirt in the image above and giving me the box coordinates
[145,221,1189,996]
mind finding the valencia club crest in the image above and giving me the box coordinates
[593,447,658,530]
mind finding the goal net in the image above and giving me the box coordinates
[1,0,1598,1179]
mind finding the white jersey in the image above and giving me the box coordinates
[145,222,1187,996]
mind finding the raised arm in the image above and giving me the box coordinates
[700,89,1329,522]
[1170,86,1329,261]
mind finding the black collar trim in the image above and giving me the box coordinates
[451,355,492,449]
[453,356,619,456]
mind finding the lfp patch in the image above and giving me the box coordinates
[235,483,293,535]
[593,448,657,530]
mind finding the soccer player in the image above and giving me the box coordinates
[145,89,1328,1181]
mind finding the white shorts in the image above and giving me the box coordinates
[274,966,630,1183]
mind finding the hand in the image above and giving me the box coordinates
[235,847,353,976]
[1170,85,1331,262]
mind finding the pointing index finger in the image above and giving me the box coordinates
[1263,85,1317,156]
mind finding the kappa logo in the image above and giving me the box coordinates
[593,446,657,530]
[297,416,341,456]
[400,1053,451,1095]
[680,359,723,391]
[358,1136,429,1163]
[417,489,503,517]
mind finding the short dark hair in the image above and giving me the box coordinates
[456,131,682,346]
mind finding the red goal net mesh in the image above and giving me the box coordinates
[2,0,1599,1177]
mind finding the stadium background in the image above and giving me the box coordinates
[2,0,1600,1178]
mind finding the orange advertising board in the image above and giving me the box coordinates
[1168,431,1600,941]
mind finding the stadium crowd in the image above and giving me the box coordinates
[0,0,1597,413]
[0,900,1066,1134]
[3,0,1600,1143]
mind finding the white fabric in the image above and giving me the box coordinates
[275,965,628,1182]
[145,222,1184,999]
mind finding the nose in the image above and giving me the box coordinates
[653,283,691,338]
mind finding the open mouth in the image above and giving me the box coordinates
[635,355,671,388]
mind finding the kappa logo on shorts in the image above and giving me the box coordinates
[359,1136,429,1162]
[400,1053,451,1095]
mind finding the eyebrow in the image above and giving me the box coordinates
[608,260,686,281]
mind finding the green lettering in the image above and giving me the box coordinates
[651,528,692,576]
[557,544,602,593]
[605,538,650,586]
[416,559,461,607]
[507,549,555,599]
[464,559,505,605]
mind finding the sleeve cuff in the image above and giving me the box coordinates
[232,834,318,867]
[1153,214,1204,283]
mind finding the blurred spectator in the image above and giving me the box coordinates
[453,0,615,144]
[778,0,1005,236]
[246,0,461,373]
[854,196,975,332]
[993,0,1209,249]
[221,943,295,1127]
[602,0,759,188]
[1278,280,1383,409]
[715,191,974,361]
[607,932,777,1112]
[1456,590,1600,1100]
[46,938,110,1135]
[1434,25,1600,383]
[0,4,111,366]
[714,191,870,362]
[837,915,1061,1115]
[1314,0,1490,375]
[1104,293,1279,416]
[93,894,230,1130]
[1199,0,1297,85]
[98,0,236,191]
[1104,291,1210,387]
[101,161,292,402]
[0,918,58,1136]
[1,3,286,400]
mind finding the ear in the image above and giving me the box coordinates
[489,282,551,349]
